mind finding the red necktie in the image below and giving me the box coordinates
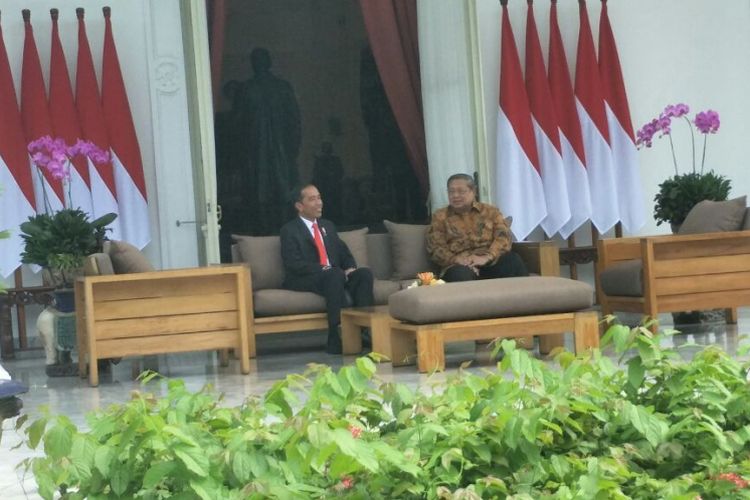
[312,221,328,266]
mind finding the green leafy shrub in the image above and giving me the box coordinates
[14,326,750,499]
[19,209,116,287]
[653,171,731,227]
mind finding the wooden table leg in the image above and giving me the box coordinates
[574,311,600,354]
[417,328,445,372]
[390,325,416,366]
[370,315,393,360]
[341,314,362,355]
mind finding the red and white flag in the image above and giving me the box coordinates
[75,8,122,239]
[0,17,35,277]
[549,0,591,240]
[496,0,546,241]
[21,10,64,214]
[101,7,150,249]
[525,1,570,237]
[575,0,618,234]
[599,0,644,233]
[49,9,93,217]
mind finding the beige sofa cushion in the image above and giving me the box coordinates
[104,240,154,274]
[253,289,326,316]
[383,220,434,280]
[232,235,284,290]
[678,196,747,235]
[338,228,369,268]
[389,277,593,324]
[373,279,401,305]
[599,260,643,297]
[365,233,393,280]
[84,253,115,276]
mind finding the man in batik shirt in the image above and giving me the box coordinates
[426,173,528,282]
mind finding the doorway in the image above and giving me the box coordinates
[214,0,426,260]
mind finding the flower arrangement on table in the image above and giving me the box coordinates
[407,272,445,289]
[19,136,117,289]
[636,104,730,228]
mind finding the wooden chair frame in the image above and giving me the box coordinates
[597,230,750,325]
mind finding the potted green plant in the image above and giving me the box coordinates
[19,137,116,311]
[637,104,730,231]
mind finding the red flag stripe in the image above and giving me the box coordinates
[76,9,117,194]
[574,0,610,144]
[548,0,586,166]
[525,1,561,153]
[49,10,90,187]
[0,21,35,206]
[21,10,65,202]
[101,7,148,200]
[598,0,635,141]
[499,3,540,172]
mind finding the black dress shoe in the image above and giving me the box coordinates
[326,333,343,355]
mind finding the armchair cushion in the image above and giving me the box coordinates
[232,235,284,290]
[105,240,154,274]
[383,220,434,279]
[678,196,747,235]
[338,227,369,269]
[599,259,643,297]
[743,207,750,230]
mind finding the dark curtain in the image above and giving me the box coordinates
[206,0,226,109]
[359,0,429,198]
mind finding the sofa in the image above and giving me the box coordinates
[232,220,566,355]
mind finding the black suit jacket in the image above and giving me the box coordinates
[280,217,356,288]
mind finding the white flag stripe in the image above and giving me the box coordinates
[558,133,592,239]
[0,156,35,277]
[605,105,645,233]
[112,151,150,249]
[67,167,94,216]
[532,119,570,236]
[496,110,547,242]
[30,158,64,215]
[576,100,619,234]
[88,157,122,239]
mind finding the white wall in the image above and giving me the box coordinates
[0,0,200,291]
[475,0,750,238]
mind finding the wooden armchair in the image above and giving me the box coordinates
[597,230,750,326]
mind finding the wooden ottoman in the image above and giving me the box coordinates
[387,276,597,372]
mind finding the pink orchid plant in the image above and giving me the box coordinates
[27,135,110,214]
[636,103,720,176]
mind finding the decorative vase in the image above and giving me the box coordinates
[53,289,75,313]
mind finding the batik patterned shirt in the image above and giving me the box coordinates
[426,201,511,271]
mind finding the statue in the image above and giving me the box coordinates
[234,47,301,235]
[312,142,344,223]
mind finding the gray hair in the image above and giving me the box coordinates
[446,173,475,190]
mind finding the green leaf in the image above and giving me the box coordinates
[627,356,645,389]
[110,465,130,496]
[162,425,200,447]
[44,421,74,459]
[27,417,48,449]
[356,356,376,378]
[94,444,114,476]
[143,461,176,489]
[174,445,210,477]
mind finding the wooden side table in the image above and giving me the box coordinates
[0,285,55,360]
[340,305,397,359]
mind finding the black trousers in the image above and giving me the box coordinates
[286,267,374,338]
[441,251,529,282]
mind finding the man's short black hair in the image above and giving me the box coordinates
[446,173,475,190]
[290,184,316,204]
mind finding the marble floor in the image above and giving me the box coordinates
[1,309,749,499]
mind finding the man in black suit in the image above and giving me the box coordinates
[280,184,374,354]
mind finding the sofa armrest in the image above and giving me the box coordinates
[512,241,560,276]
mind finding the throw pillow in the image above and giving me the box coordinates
[338,227,369,268]
[678,196,747,235]
[383,220,433,279]
[743,207,750,230]
[232,234,284,290]
[105,240,155,274]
